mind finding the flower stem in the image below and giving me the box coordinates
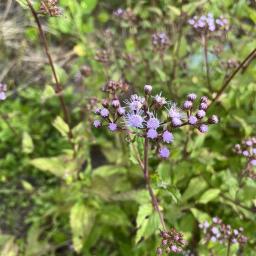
[143,137,166,231]
[226,238,231,256]
[202,34,212,91]
[209,48,256,107]
[25,0,72,140]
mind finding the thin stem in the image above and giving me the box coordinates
[202,34,212,91]
[0,113,18,136]
[25,0,72,139]
[143,137,166,230]
[226,238,231,256]
[209,48,256,107]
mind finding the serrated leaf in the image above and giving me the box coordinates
[198,189,221,204]
[52,116,70,137]
[70,203,96,253]
[22,132,34,154]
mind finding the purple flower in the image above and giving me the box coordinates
[199,124,208,133]
[0,83,7,101]
[168,105,184,119]
[147,117,160,129]
[200,96,208,103]
[208,115,219,124]
[127,94,145,111]
[242,150,249,157]
[187,93,197,101]
[94,108,100,114]
[200,102,208,110]
[112,99,120,108]
[117,107,125,116]
[100,108,109,117]
[93,120,101,128]
[183,100,193,109]
[172,118,182,127]
[162,130,173,143]
[159,147,170,158]
[250,159,256,166]
[188,115,198,125]
[153,94,167,106]
[144,84,152,94]
[245,140,253,146]
[147,129,158,139]
[253,148,256,155]
[125,112,144,128]
[196,110,206,119]
[108,122,117,131]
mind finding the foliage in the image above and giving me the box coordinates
[0,0,256,255]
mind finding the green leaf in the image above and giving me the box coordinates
[198,189,221,204]
[155,67,167,82]
[190,208,211,223]
[41,85,55,102]
[82,0,98,14]
[70,202,96,253]
[52,116,70,137]
[182,177,208,201]
[15,0,28,9]
[21,180,34,192]
[30,155,76,178]
[22,132,34,154]
[0,237,19,256]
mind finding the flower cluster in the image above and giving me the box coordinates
[0,83,7,101]
[234,137,256,167]
[199,217,248,246]
[156,229,186,255]
[152,32,170,52]
[113,8,136,22]
[188,13,228,33]
[39,0,63,16]
[234,137,256,180]
[93,84,219,159]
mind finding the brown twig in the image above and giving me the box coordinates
[25,0,72,139]
[143,137,166,230]
[209,48,256,107]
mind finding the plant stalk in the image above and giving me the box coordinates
[143,137,166,231]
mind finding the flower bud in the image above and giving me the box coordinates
[196,110,206,119]
[208,115,219,124]
[183,100,193,110]
[144,84,152,94]
[187,93,197,101]
[102,99,109,107]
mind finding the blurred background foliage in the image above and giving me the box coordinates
[0,0,256,255]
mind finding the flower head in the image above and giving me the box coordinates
[108,122,117,132]
[125,112,144,128]
[147,129,158,139]
[126,94,145,111]
[100,108,109,117]
[199,124,208,133]
[162,131,173,143]
[159,147,170,158]
[93,120,101,128]
[188,115,198,125]
[147,116,160,129]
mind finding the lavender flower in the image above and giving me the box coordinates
[100,108,109,117]
[152,32,170,51]
[147,117,160,129]
[0,83,7,101]
[187,93,197,101]
[199,124,208,133]
[117,107,125,116]
[188,115,198,125]
[183,100,193,110]
[196,110,206,119]
[153,94,167,107]
[93,120,101,128]
[250,159,256,166]
[126,94,145,111]
[162,131,173,143]
[112,99,120,108]
[159,147,170,158]
[125,112,144,128]
[147,129,158,139]
[108,122,117,131]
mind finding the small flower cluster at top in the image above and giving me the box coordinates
[95,49,111,65]
[188,13,228,33]
[0,83,7,101]
[152,32,170,53]
[199,217,248,246]
[39,0,63,16]
[93,83,219,159]
[113,8,136,22]
[156,229,186,255]
[234,137,256,180]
